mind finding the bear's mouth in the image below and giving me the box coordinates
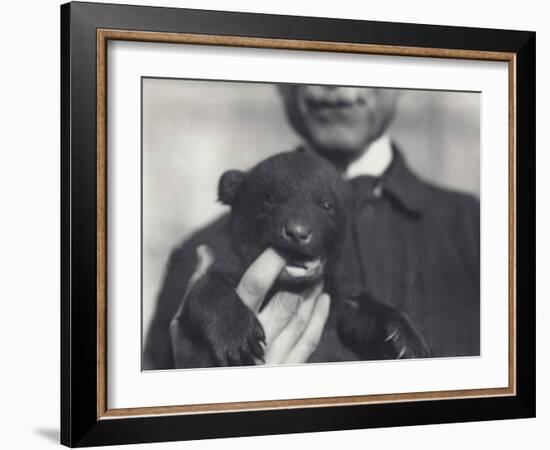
[279,256,324,282]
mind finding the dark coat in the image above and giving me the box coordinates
[143,148,480,369]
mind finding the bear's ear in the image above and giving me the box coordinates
[218,170,246,205]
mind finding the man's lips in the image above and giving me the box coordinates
[305,97,366,109]
[304,96,366,121]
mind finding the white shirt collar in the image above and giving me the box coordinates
[345,134,393,179]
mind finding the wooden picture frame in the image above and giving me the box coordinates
[61,1,535,446]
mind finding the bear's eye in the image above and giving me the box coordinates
[263,193,277,209]
[321,200,334,213]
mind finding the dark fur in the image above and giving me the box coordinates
[181,151,431,366]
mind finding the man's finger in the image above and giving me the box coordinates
[258,281,323,344]
[284,294,331,364]
[264,285,323,365]
[257,291,302,344]
[236,248,286,313]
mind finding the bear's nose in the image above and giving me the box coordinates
[282,222,312,245]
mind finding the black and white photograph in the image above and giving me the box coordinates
[142,78,480,370]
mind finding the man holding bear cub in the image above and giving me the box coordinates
[143,85,480,369]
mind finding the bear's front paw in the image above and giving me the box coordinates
[337,293,432,360]
[204,295,266,366]
[382,315,432,359]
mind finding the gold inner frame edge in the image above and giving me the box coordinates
[95,28,517,420]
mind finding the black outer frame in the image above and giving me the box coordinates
[60,1,536,447]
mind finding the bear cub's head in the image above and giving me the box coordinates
[218,151,352,286]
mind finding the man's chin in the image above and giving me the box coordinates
[309,134,370,160]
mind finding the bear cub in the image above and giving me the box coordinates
[181,151,431,366]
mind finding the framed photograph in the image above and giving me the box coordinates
[61,1,535,447]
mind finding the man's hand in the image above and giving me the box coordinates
[236,248,330,365]
[170,245,330,367]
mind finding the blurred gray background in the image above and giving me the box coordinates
[142,78,480,338]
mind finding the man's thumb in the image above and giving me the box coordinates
[173,245,215,323]
[190,245,214,285]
